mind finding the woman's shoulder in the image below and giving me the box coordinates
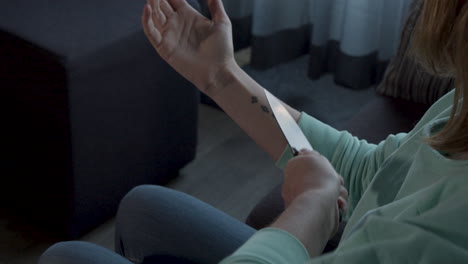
[417,89,455,126]
[402,90,455,143]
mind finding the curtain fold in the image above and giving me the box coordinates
[222,0,413,89]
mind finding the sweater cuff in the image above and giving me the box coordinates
[220,228,310,264]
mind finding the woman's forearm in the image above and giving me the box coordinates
[270,192,334,257]
[206,62,301,161]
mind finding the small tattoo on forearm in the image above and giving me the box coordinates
[250,97,272,115]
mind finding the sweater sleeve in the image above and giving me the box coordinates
[276,113,407,215]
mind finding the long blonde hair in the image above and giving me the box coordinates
[411,0,468,154]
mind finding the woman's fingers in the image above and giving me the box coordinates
[151,0,167,27]
[167,0,188,11]
[142,4,162,46]
[338,184,348,214]
[338,197,348,211]
[340,185,348,200]
[160,0,175,19]
[207,0,229,24]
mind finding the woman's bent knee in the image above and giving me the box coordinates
[39,241,76,264]
[119,185,165,209]
[117,185,170,226]
[115,185,176,258]
[39,241,131,264]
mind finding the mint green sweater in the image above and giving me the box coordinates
[221,90,468,263]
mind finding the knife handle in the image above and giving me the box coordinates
[292,147,300,156]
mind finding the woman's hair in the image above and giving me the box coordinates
[411,0,468,154]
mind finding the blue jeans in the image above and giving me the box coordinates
[38,185,256,264]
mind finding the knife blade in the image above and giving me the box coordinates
[264,89,313,156]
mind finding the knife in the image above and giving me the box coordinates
[264,89,313,156]
[265,89,344,221]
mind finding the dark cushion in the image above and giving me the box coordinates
[375,0,454,104]
[245,184,284,229]
[339,95,430,144]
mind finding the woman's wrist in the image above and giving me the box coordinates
[200,59,242,99]
[270,191,338,256]
[298,190,338,234]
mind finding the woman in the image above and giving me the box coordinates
[39,0,468,263]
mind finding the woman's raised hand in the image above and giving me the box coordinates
[142,0,235,95]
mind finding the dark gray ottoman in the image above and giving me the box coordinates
[1,0,200,238]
